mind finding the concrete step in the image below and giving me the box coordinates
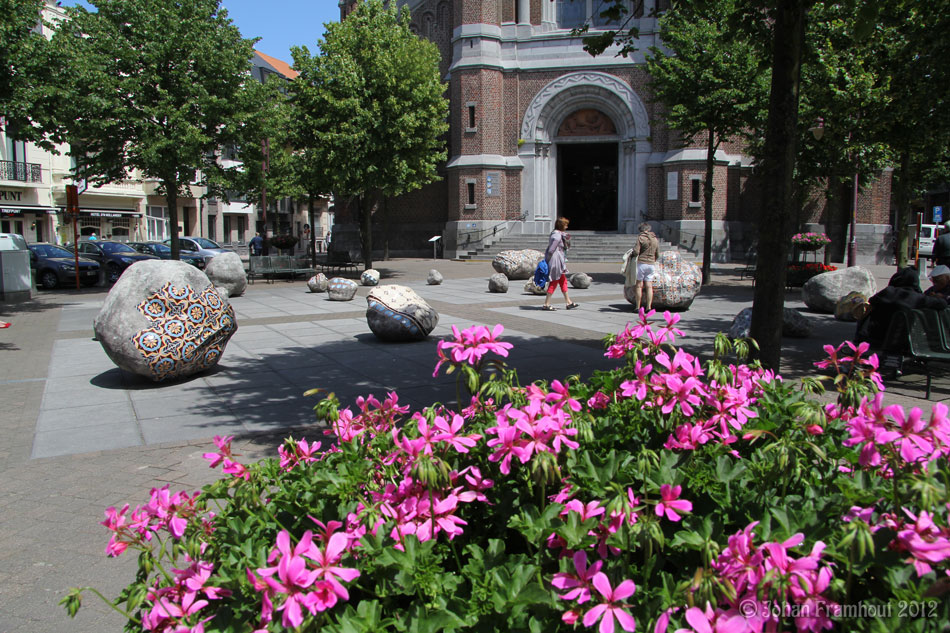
[458,233,697,263]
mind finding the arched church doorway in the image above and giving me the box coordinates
[557,143,618,231]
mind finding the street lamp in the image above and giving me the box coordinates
[809,117,858,267]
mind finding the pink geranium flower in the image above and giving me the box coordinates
[552,550,603,603]
[583,572,637,633]
[655,485,692,522]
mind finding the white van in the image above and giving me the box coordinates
[0,233,28,251]
[910,224,937,259]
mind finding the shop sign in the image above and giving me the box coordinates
[0,190,23,202]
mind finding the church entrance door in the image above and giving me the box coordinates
[557,142,618,231]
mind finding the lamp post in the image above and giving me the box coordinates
[808,117,858,267]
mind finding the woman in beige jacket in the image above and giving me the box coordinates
[631,222,659,311]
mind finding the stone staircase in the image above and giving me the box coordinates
[456,231,698,263]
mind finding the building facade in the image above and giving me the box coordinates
[334,0,893,263]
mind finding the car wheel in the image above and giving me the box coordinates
[107,263,122,284]
[39,269,59,290]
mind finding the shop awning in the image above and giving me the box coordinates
[0,206,58,216]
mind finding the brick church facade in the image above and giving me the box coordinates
[335,0,893,263]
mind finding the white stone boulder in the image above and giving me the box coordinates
[361,269,380,286]
[624,251,701,310]
[366,285,439,341]
[570,272,592,289]
[307,273,329,293]
[728,307,814,339]
[93,260,237,382]
[524,280,546,295]
[427,269,443,285]
[489,273,509,293]
[204,251,247,298]
[802,267,876,314]
[492,249,544,280]
[327,277,359,301]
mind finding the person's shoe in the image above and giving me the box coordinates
[542,305,557,311]
[566,303,580,310]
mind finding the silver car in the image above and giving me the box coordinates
[163,236,231,264]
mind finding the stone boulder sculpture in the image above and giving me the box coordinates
[361,269,380,286]
[489,273,509,293]
[427,269,443,285]
[524,280,546,295]
[625,251,701,310]
[327,277,359,301]
[728,307,814,339]
[802,267,876,314]
[570,272,592,289]
[204,251,247,298]
[491,249,544,280]
[307,273,329,293]
[93,260,237,382]
[366,285,439,341]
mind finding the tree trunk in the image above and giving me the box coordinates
[165,178,180,260]
[382,196,390,262]
[894,149,912,268]
[702,128,717,285]
[308,194,317,268]
[359,194,374,270]
[749,0,808,371]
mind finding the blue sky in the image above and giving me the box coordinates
[219,0,341,63]
[61,1,341,65]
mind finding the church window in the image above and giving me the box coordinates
[465,102,477,132]
[466,180,477,208]
[557,0,630,30]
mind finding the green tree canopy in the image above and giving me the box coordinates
[646,0,768,283]
[50,0,256,258]
[289,0,449,269]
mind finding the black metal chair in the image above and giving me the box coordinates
[903,309,950,399]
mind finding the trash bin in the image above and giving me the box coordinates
[0,249,34,302]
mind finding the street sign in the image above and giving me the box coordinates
[65,184,79,215]
[935,206,944,223]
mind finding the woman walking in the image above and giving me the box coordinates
[632,222,660,311]
[542,216,579,311]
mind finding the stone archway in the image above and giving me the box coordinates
[518,72,651,234]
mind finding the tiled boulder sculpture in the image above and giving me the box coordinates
[93,260,237,382]
[307,273,329,293]
[366,285,439,341]
[327,277,359,301]
[427,269,443,285]
[491,249,544,280]
[524,280,547,295]
[728,307,814,339]
[625,251,701,310]
[570,272,592,289]
[361,269,380,286]
[803,267,876,314]
[834,291,870,322]
[204,251,246,298]
[489,273,509,293]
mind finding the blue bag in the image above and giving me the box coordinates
[533,260,549,288]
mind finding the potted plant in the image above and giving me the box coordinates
[790,231,831,251]
[270,234,299,252]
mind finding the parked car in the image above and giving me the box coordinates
[28,243,100,289]
[130,241,206,269]
[69,240,160,283]
[0,233,28,251]
[162,236,230,264]
[910,224,938,259]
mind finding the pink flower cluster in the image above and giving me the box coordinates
[844,504,950,577]
[101,485,205,556]
[661,522,837,633]
[278,437,321,470]
[143,558,230,633]
[486,391,580,475]
[602,311,773,451]
[433,323,514,376]
[327,392,410,444]
[247,529,360,630]
[841,395,950,472]
[552,552,638,633]
[202,435,248,480]
[814,341,885,392]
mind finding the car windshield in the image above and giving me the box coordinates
[101,242,137,254]
[148,243,171,255]
[191,238,221,249]
[32,245,74,258]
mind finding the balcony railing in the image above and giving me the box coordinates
[0,160,42,183]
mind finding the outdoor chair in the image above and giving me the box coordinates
[901,309,950,399]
